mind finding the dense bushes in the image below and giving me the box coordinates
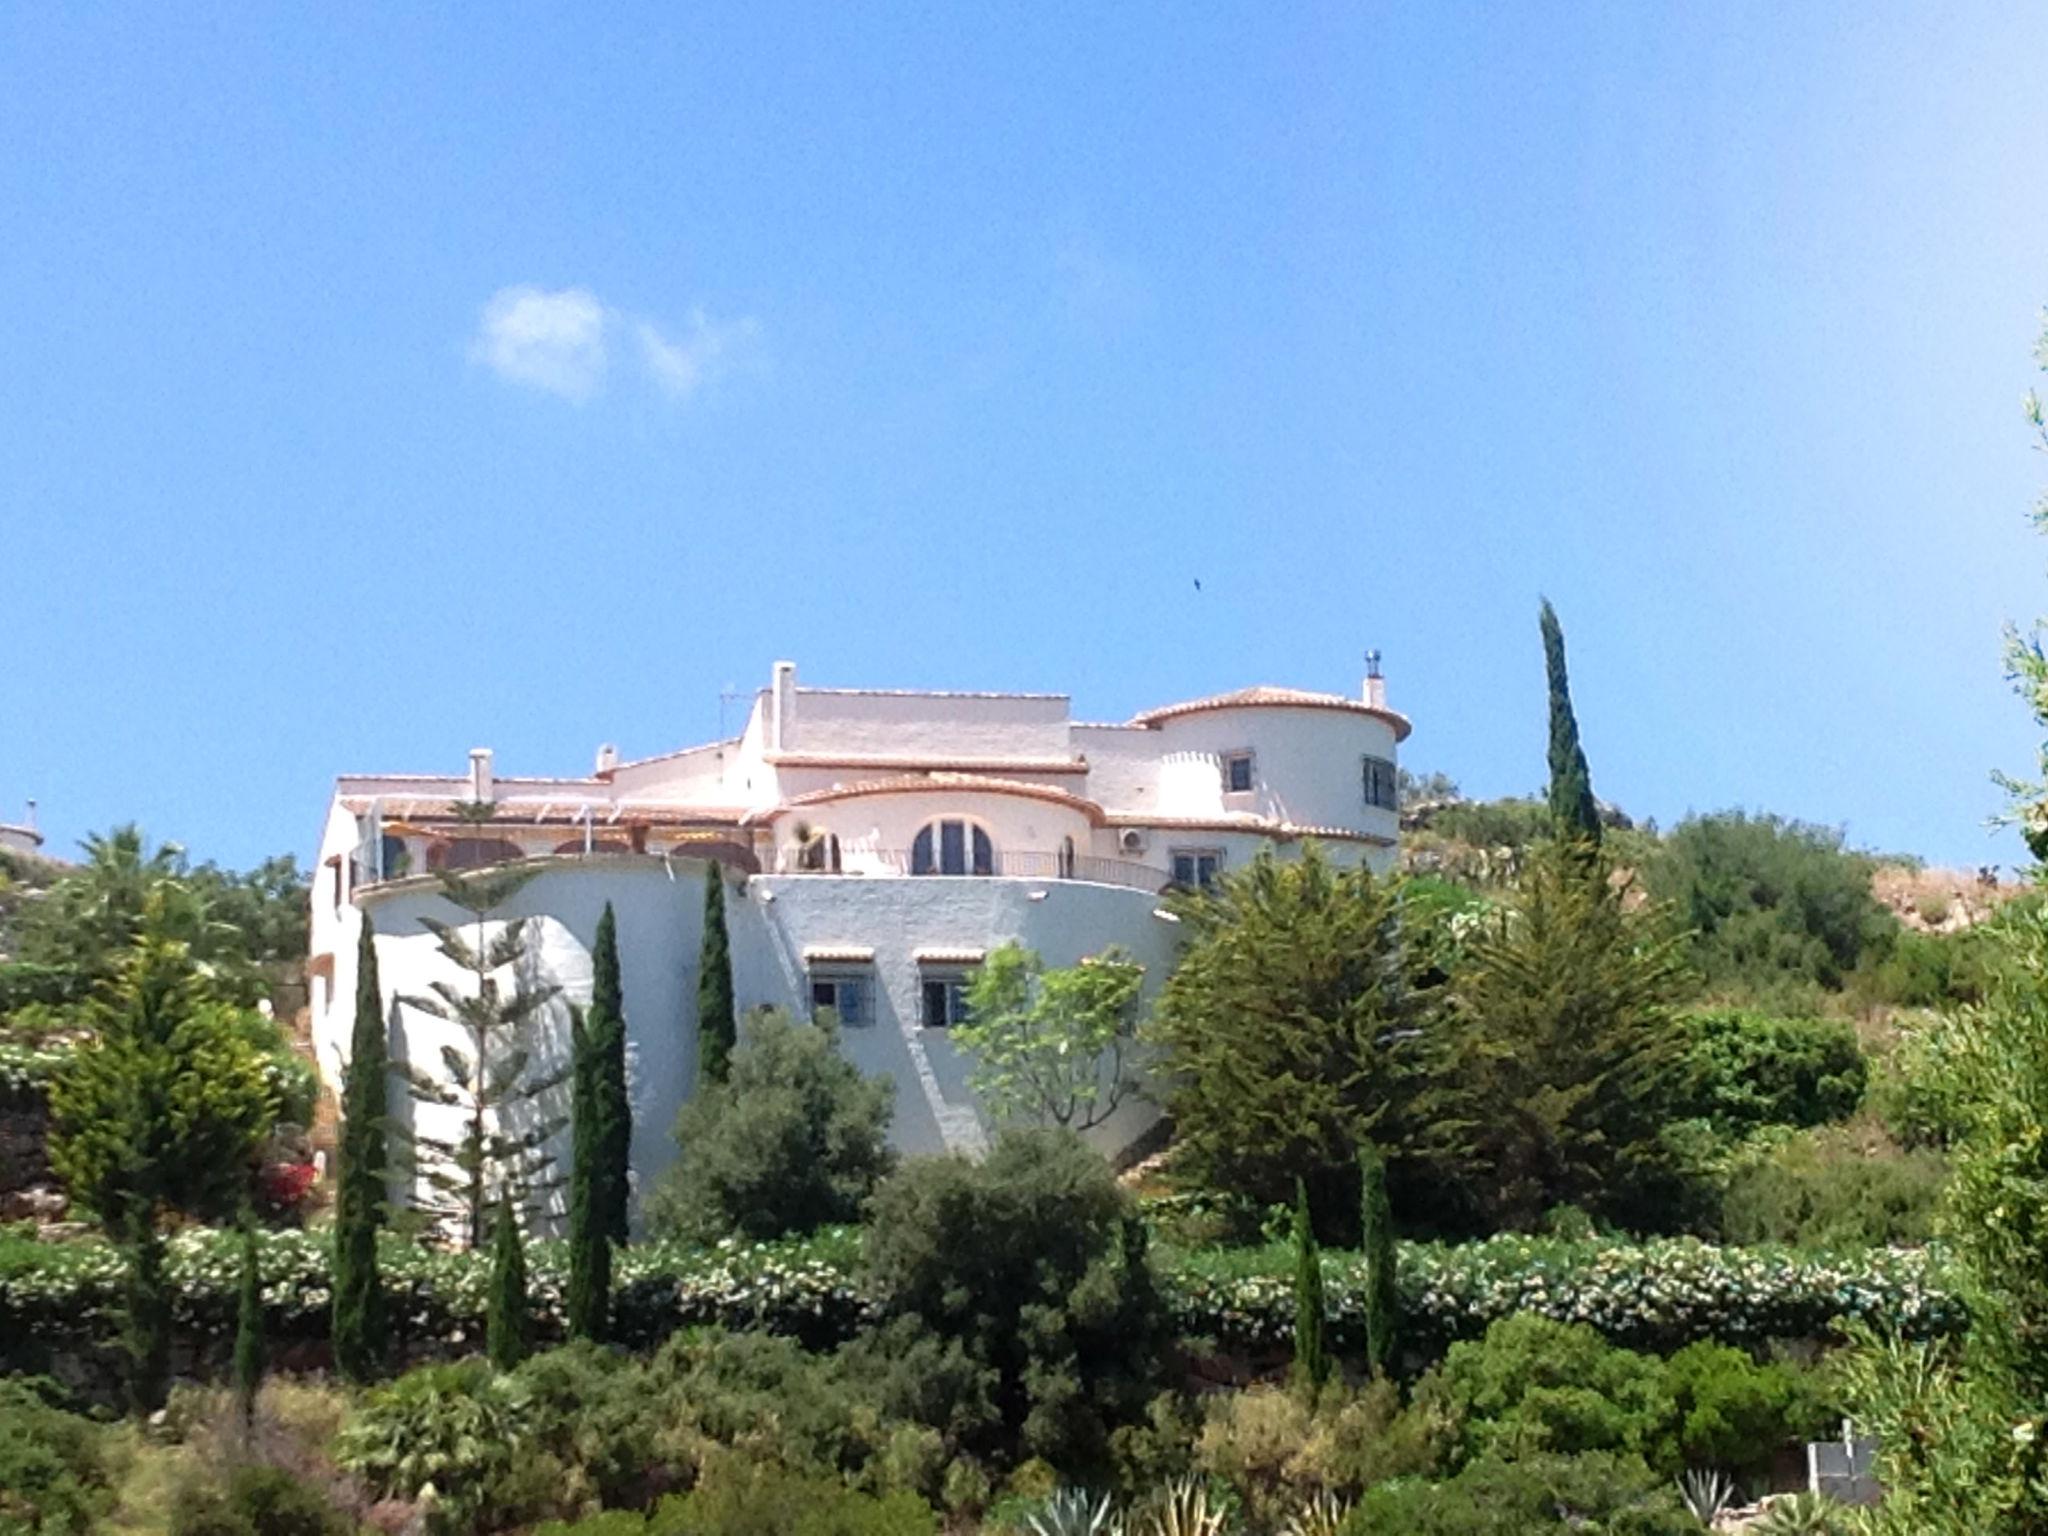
[1642,812,1897,1003]
[648,1011,894,1244]
[1678,1011,1867,1138]
[1718,1127,1947,1248]
[0,1376,112,1535]
[864,1129,1169,1469]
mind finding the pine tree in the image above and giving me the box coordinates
[332,917,387,1382]
[48,909,277,1413]
[1540,599,1602,844]
[234,1216,265,1436]
[565,1006,610,1342]
[1291,1178,1329,1393]
[1358,1140,1398,1378]
[395,859,566,1250]
[486,1195,529,1370]
[697,866,735,1083]
[590,903,630,1244]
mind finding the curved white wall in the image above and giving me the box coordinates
[1150,705,1400,838]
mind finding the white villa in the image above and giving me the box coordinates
[308,660,1410,1228]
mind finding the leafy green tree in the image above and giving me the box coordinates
[1451,837,1693,1232]
[487,1196,530,1370]
[955,942,1142,1130]
[332,917,388,1382]
[589,903,631,1244]
[863,1128,1167,1467]
[1359,1140,1398,1378]
[1434,1314,1677,1471]
[697,866,735,1083]
[1145,845,1459,1230]
[396,861,567,1250]
[1643,811,1896,999]
[47,916,279,1410]
[1677,1009,1866,1139]
[234,1217,265,1436]
[1540,599,1602,844]
[648,1009,894,1242]
[1291,1179,1329,1392]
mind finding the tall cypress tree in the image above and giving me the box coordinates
[234,1215,265,1436]
[332,917,387,1382]
[486,1195,529,1370]
[565,1006,610,1342]
[1540,599,1602,844]
[697,866,736,1083]
[1291,1178,1329,1393]
[590,903,630,1244]
[1358,1141,1398,1379]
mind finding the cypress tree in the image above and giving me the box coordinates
[1540,598,1602,844]
[486,1195,529,1370]
[332,917,387,1382]
[1359,1141,1398,1378]
[590,903,631,1244]
[234,1215,265,1435]
[1291,1178,1329,1393]
[120,1203,171,1416]
[697,866,736,1083]
[565,1006,610,1342]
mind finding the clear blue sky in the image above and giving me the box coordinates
[5,5,2047,872]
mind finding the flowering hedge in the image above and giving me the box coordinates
[0,1224,1961,1371]
[1158,1234,1966,1355]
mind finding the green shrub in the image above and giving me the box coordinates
[1859,924,2004,1011]
[864,1129,1168,1469]
[533,1516,650,1536]
[1643,811,1898,1000]
[1662,1341,1828,1478]
[1429,1315,1676,1472]
[1719,1127,1947,1247]
[647,1012,894,1244]
[167,1464,351,1536]
[334,1360,545,1533]
[1679,1011,1866,1137]
[1194,1380,1441,1530]
[0,1377,111,1536]
[512,1343,666,1512]
[1429,798,1553,852]
[646,1457,938,1536]
[1344,1451,1695,1535]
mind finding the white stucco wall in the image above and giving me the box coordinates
[782,689,1072,759]
[1147,705,1400,835]
[765,789,1097,877]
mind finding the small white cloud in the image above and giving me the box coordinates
[470,285,609,401]
[637,310,761,400]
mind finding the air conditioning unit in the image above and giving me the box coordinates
[1118,828,1148,855]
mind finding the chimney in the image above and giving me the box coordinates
[770,660,797,752]
[595,743,619,775]
[468,747,495,803]
[1363,650,1387,710]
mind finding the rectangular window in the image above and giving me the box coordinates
[1363,756,1398,811]
[919,971,975,1028]
[808,972,872,1026]
[1170,848,1223,891]
[1223,752,1254,794]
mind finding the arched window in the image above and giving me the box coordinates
[1058,836,1076,879]
[379,834,410,879]
[911,819,994,876]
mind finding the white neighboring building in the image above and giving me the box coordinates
[0,802,44,859]
[308,661,1410,1230]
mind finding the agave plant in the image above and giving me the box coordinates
[1278,1490,1350,1536]
[1130,1477,1227,1536]
[1752,1492,1845,1535]
[1678,1468,1736,1523]
[1028,1488,1124,1536]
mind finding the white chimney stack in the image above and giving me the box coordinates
[595,743,619,774]
[1363,650,1387,710]
[468,747,495,803]
[771,660,798,752]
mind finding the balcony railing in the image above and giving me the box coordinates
[773,847,1170,892]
